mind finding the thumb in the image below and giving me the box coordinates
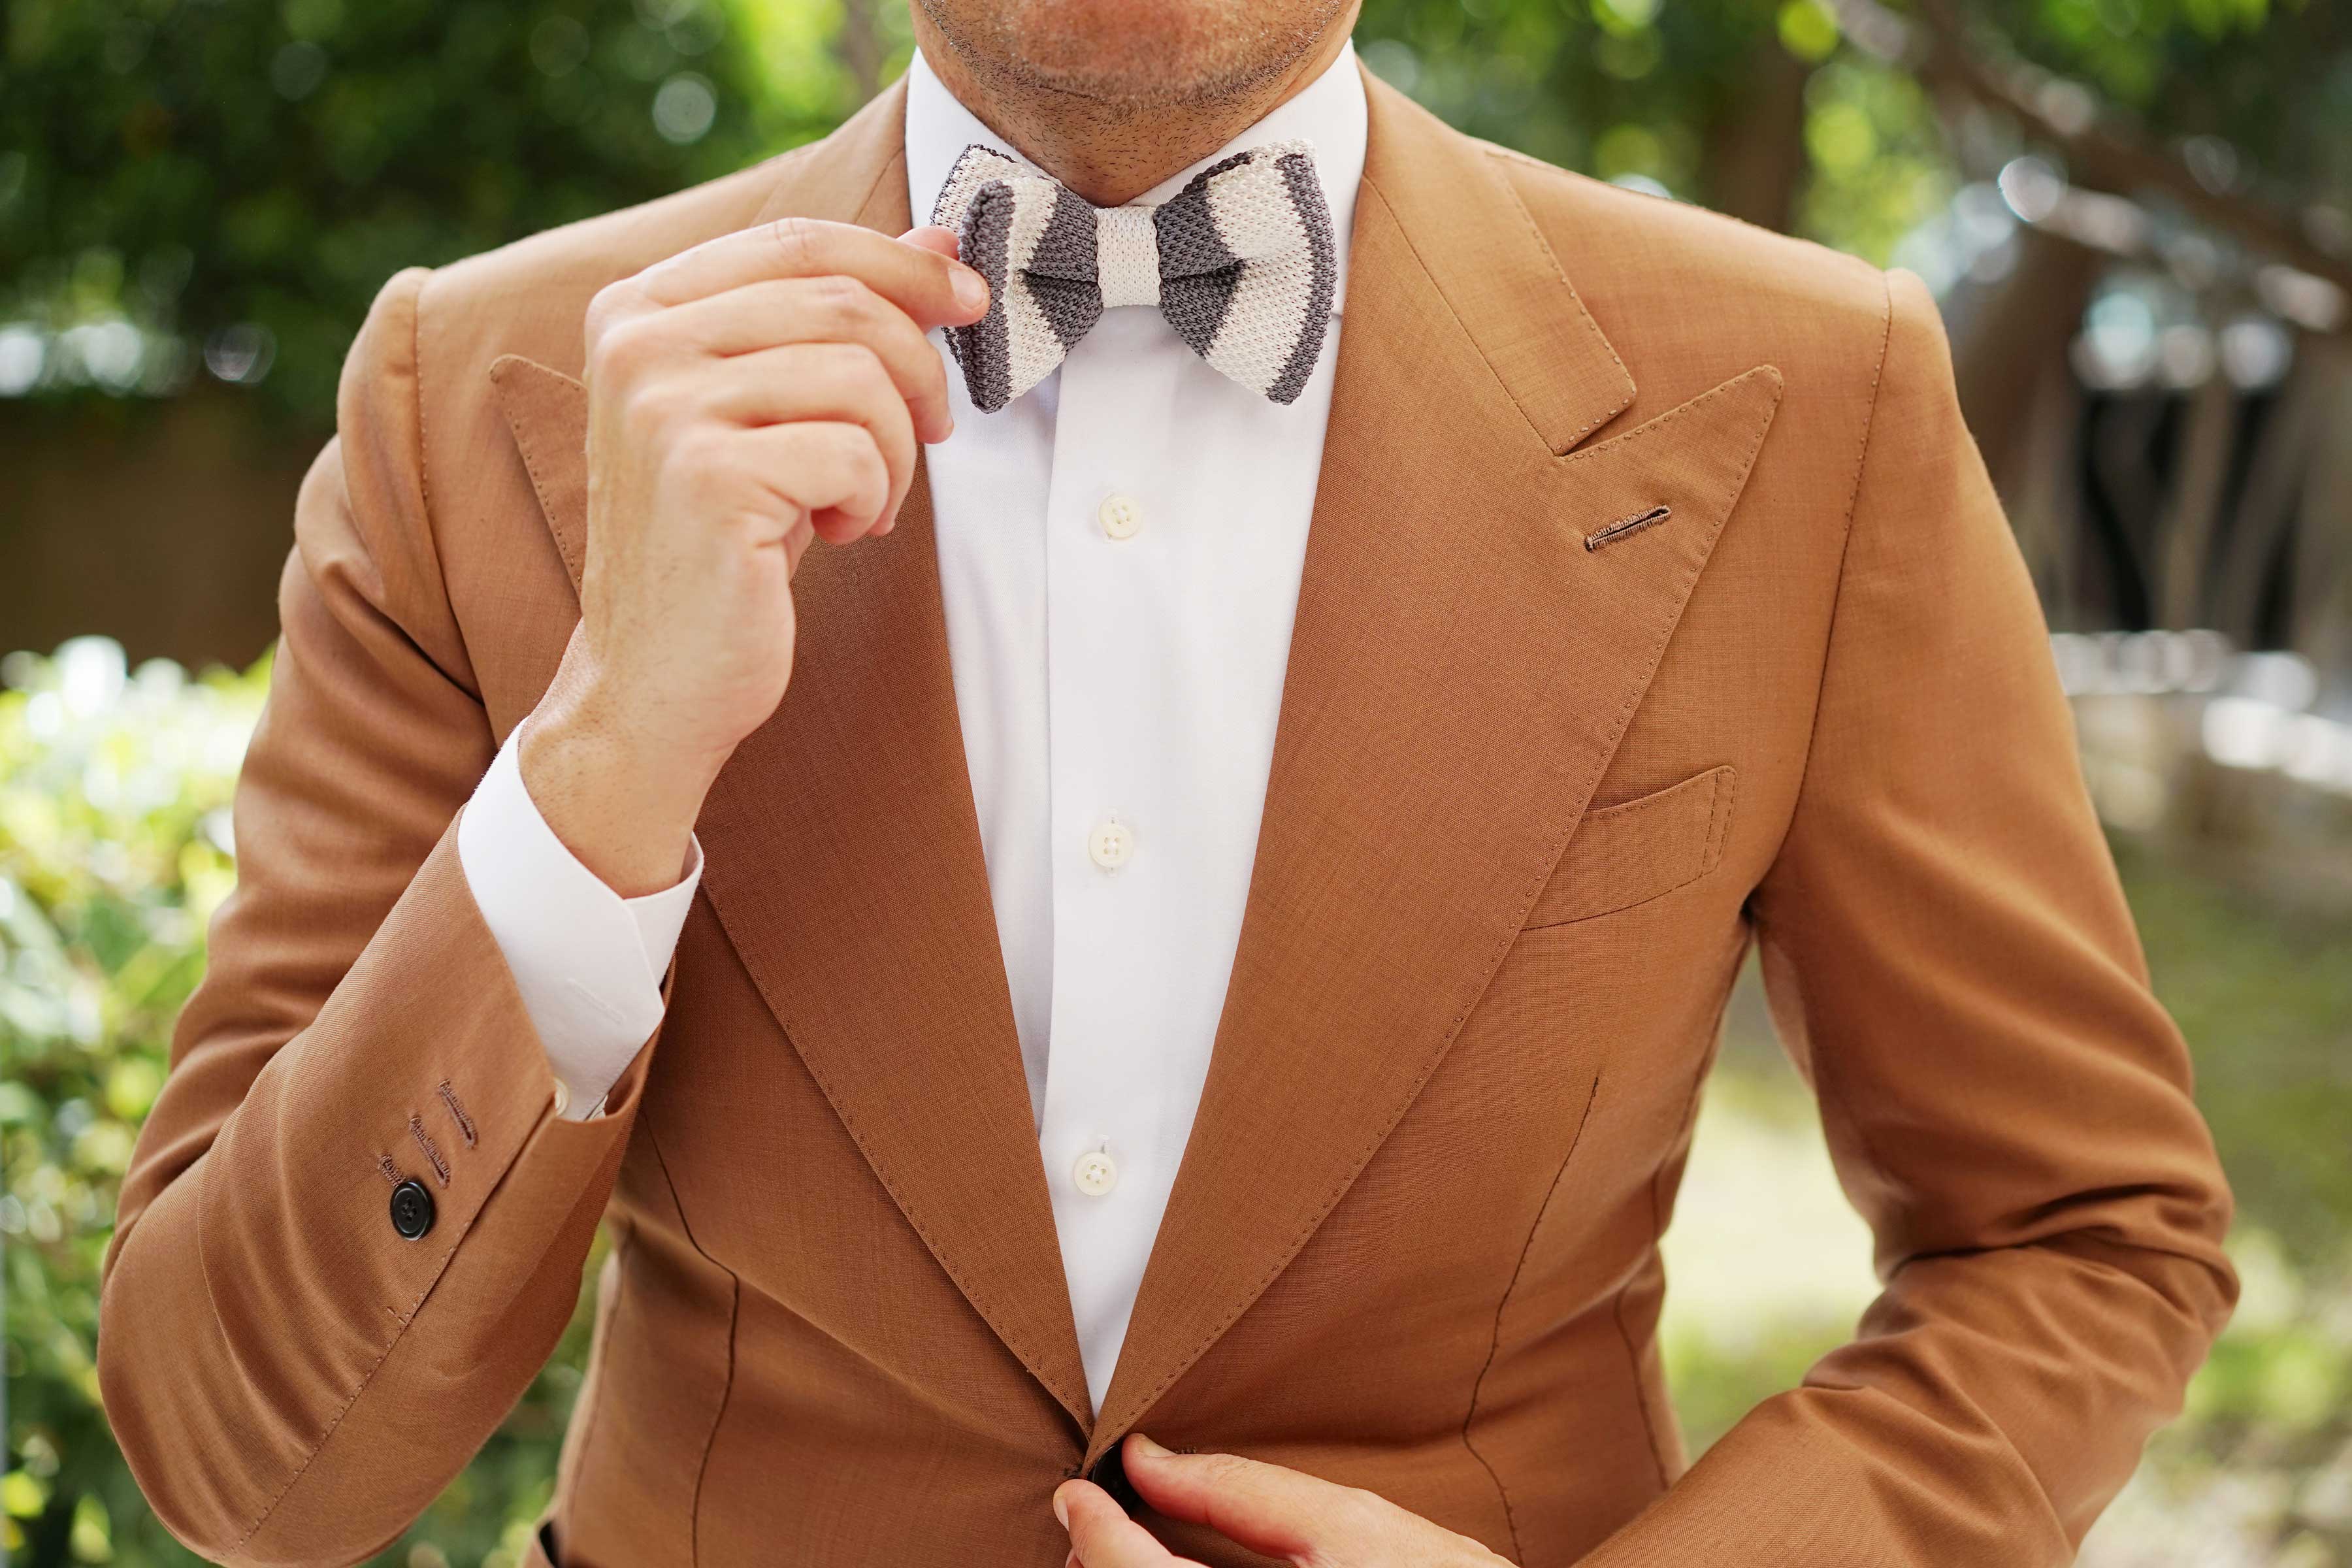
[900,223,962,260]
[1119,1434,1380,1562]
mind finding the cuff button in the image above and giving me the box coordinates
[389,1178,436,1240]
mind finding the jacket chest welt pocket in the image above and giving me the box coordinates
[1521,764,1737,930]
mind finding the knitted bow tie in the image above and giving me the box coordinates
[928,140,1337,412]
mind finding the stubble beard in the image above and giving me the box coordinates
[913,0,1349,120]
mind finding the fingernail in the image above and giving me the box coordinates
[1130,1433,1169,1458]
[953,265,988,314]
[1052,1484,1071,1527]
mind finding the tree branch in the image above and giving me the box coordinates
[1833,0,2352,302]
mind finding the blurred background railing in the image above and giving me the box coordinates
[3,1,2347,1565]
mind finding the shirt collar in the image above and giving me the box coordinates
[903,41,1368,314]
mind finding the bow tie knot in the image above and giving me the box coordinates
[930,140,1337,412]
[1094,208,1161,308]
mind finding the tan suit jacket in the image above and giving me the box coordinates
[98,69,2235,1568]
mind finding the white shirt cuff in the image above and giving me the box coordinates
[457,727,701,1120]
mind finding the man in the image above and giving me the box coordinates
[97,0,2236,1562]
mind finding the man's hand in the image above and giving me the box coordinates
[520,218,989,894]
[1054,1434,1514,1567]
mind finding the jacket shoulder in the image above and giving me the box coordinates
[410,145,823,383]
[408,79,908,384]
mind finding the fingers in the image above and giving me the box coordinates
[685,420,892,547]
[641,276,955,442]
[685,342,918,523]
[629,217,988,329]
[900,223,962,259]
[779,512,818,576]
[1118,1435,1379,1562]
[1054,1480,1196,1568]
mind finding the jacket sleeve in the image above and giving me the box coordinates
[97,269,659,1567]
[1578,269,2237,1566]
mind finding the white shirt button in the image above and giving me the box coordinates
[1072,1148,1120,1196]
[1087,817,1134,869]
[1098,493,1143,540]
[550,1079,571,1117]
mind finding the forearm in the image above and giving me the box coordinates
[96,266,662,1565]
[1574,267,2234,1564]
[1576,1233,2229,1566]
[460,724,701,1119]
[98,830,653,1565]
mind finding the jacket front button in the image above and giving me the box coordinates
[1085,1445,1139,1513]
[389,1179,436,1240]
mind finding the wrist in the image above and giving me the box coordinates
[517,685,720,898]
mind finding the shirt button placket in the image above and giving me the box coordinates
[1074,478,1136,1233]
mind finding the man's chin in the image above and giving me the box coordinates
[923,0,1330,110]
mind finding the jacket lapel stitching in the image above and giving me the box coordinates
[489,357,587,589]
[762,1004,1092,1422]
[1548,372,1784,900]
[1480,148,1634,451]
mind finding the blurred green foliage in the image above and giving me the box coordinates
[0,642,608,1567]
[1357,0,1949,253]
[2119,836,2352,1258]
[0,0,864,423]
[1350,0,2347,266]
[1,641,253,1565]
[1,642,237,1564]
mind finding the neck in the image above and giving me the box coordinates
[909,14,1356,206]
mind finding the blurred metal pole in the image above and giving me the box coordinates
[1701,44,1810,234]
[1951,224,2101,484]
[2211,340,2331,645]
[2157,372,2236,630]
[2290,346,2352,674]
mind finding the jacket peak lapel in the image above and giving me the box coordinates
[1350,73,1636,456]
[488,355,591,587]
[1088,80,1784,1454]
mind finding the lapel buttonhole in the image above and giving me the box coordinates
[1585,504,1672,552]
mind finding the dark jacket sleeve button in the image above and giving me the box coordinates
[389,1179,436,1240]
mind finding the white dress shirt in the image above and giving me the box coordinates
[458,43,1367,1414]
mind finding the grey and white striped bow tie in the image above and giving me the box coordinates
[929,140,1337,413]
